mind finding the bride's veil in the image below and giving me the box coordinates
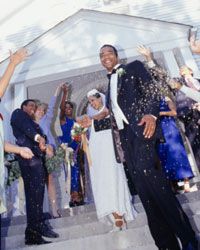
[86,91,106,118]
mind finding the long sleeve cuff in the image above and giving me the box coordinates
[34,134,41,142]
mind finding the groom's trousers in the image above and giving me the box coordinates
[120,124,196,249]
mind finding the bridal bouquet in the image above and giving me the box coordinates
[71,122,88,142]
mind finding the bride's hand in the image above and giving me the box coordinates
[77,115,92,128]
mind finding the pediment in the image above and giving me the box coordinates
[0,9,191,84]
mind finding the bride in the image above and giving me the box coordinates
[85,89,136,230]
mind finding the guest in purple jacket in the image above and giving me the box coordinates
[34,84,61,218]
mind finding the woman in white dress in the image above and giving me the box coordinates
[86,89,136,229]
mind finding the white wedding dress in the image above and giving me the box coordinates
[88,107,136,221]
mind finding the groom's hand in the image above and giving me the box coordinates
[138,114,156,138]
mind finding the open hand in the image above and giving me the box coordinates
[19,147,34,159]
[9,48,28,66]
[137,45,152,61]
[77,115,92,128]
[138,114,156,138]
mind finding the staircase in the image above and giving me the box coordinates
[1,190,200,250]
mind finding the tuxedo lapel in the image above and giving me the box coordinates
[116,64,126,95]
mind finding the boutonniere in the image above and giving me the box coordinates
[116,68,126,77]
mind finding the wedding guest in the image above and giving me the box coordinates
[11,99,59,245]
[137,45,194,193]
[59,84,84,207]
[179,66,200,91]
[172,66,200,171]
[83,44,198,249]
[158,96,194,192]
[34,84,62,218]
[86,89,136,229]
[0,48,30,215]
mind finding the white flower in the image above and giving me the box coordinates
[116,68,126,77]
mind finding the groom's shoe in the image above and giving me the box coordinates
[25,228,51,245]
[25,236,51,245]
[38,224,59,238]
[41,228,59,238]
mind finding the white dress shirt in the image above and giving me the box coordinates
[110,65,129,130]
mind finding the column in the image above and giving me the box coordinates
[163,50,180,77]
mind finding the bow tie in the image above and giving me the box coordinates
[107,68,117,80]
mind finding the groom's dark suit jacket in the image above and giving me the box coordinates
[11,108,44,160]
[94,60,162,163]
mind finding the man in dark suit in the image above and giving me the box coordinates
[11,99,58,245]
[92,45,198,250]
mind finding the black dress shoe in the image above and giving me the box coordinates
[25,236,52,245]
[69,200,85,207]
[41,228,59,238]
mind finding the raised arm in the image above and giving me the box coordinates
[45,84,62,121]
[0,48,28,98]
[59,84,69,122]
[137,45,168,82]
[137,45,153,62]
[169,78,200,102]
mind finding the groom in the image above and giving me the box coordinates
[92,44,198,250]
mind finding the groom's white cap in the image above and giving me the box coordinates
[87,89,100,98]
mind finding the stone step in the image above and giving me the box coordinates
[6,225,156,250]
[2,191,200,231]
[1,211,147,240]
[1,203,96,227]
[115,244,158,250]
[2,211,200,250]
[2,195,200,238]
[2,189,200,228]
